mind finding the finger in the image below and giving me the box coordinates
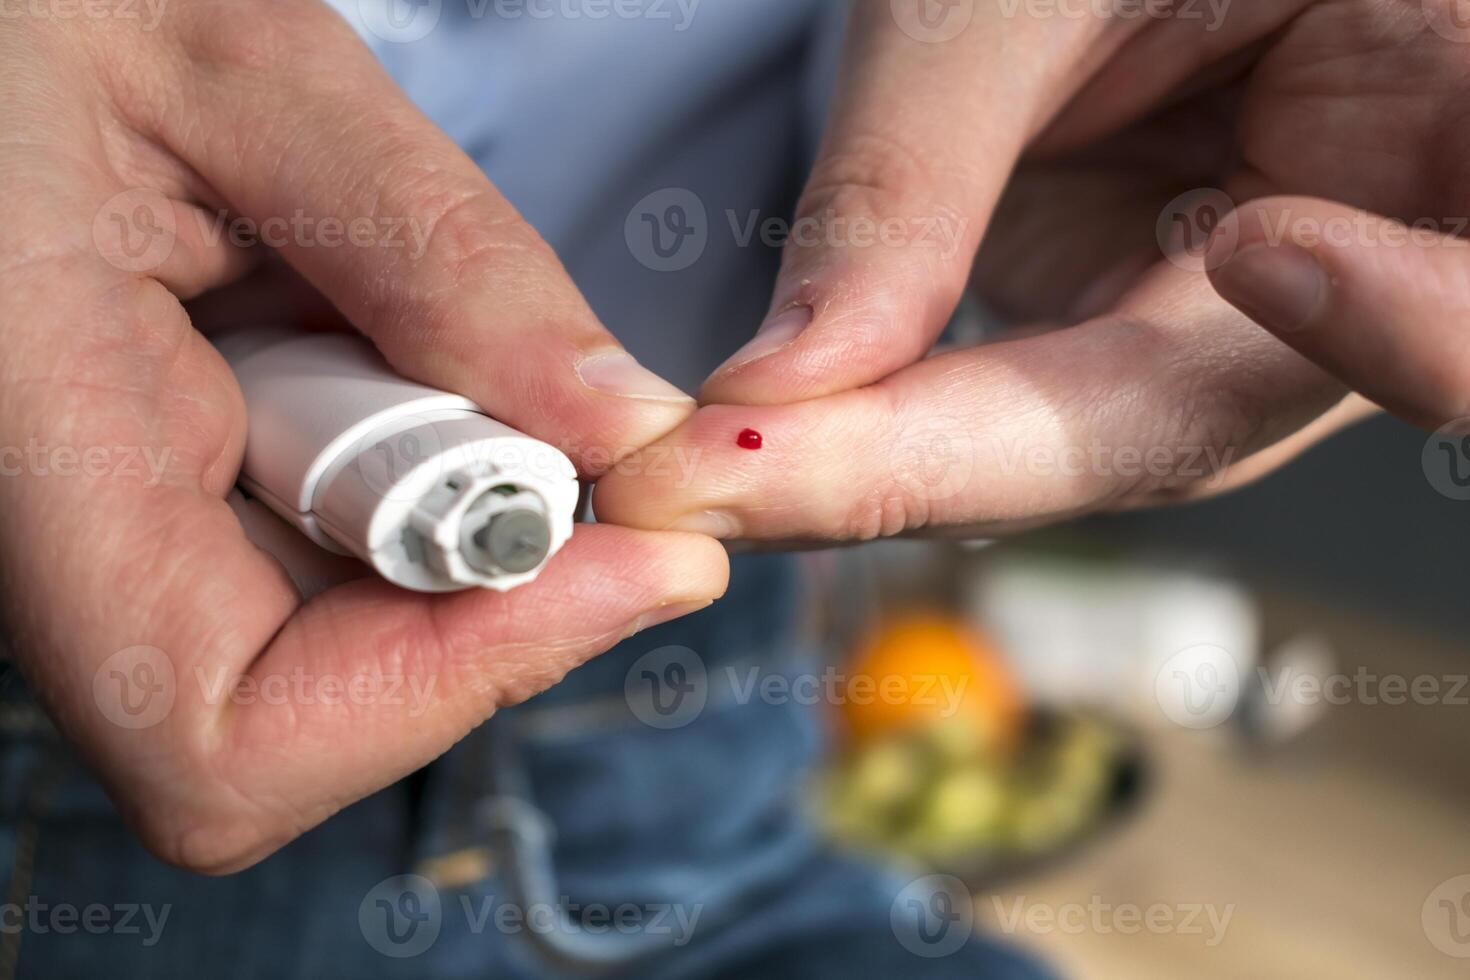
[0,255,725,874]
[699,1,1117,406]
[172,525,727,873]
[1034,0,1310,154]
[1208,197,1470,429]
[140,3,691,474]
[1118,394,1379,506]
[4,96,254,302]
[90,193,259,299]
[597,263,1344,540]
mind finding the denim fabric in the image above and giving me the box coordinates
[0,555,1058,979]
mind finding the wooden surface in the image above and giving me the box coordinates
[977,594,1470,979]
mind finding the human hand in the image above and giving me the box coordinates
[597,0,1456,540]
[0,0,725,873]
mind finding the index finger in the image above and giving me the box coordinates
[699,0,1117,406]
[144,1,693,473]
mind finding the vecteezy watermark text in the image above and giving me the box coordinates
[989,895,1234,947]
[995,0,1232,32]
[357,0,702,44]
[0,0,168,30]
[0,439,172,487]
[624,647,972,730]
[193,666,438,719]
[624,188,971,273]
[359,874,701,959]
[0,899,170,947]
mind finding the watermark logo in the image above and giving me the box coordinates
[0,899,170,946]
[725,665,969,715]
[1157,188,1236,273]
[891,874,974,958]
[359,0,700,39]
[1257,663,1468,709]
[890,415,975,503]
[0,439,172,487]
[1154,643,1240,730]
[197,208,430,257]
[995,0,1231,32]
[1423,875,1470,957]
[0,0,170,29]
[976,434,1235,490]
[358,0,442,42]
[351,412,449,503]
[1423,418,1470,501]
[726,207,969,261]
[93,188,176,275]
[624,645,706,729]
[93,645,175,730]
[462,895,702,945]
[360,875,442,958]
[626,188,708,273]
[990,895,1234,946]
[891,0,974,43]
[192,666,438,717]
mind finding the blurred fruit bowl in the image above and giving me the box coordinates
[817,612,1147,886]
[816,710,1146,887]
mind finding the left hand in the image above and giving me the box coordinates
[595,0,1461,542]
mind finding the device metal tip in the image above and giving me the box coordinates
[471,508,552,575]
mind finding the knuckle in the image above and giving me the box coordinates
[411,185,548,289]
[839,482,933,542]
[1115,354,1258,498]
[180,14,297,74]
[804,132,930,215]
[801,131,978,228]
[365,177,557,340]
[178,0,357,74]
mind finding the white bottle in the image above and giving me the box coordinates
[216,328,579,594]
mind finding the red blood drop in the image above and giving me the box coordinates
[736,428,763,450]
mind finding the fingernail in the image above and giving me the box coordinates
[664,510,737,539]
[1212,243,1328,334]
[713,305,813,375]
[622,599,713,638]
[578,351,693,403]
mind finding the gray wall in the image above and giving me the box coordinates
[1089,415,1470,633]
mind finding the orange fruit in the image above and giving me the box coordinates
[839,612,1023,751]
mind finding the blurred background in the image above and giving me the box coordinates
[805,413,1470,978]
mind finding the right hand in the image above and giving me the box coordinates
[0,0,726,874]
[597,0,1451,543]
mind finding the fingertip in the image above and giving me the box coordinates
[1207,198,1470,428]
[576,350,696,405]
[699,303,914,406]
[657,530,732,598]
[1209,241,1330,337]
[558,523,729,602]
[701,246,965,405]
[702,305,814,394]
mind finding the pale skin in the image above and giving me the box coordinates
[599,0,1470,538]
[1,0,1464,874]
[0,0,727,874]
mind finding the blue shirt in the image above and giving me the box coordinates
[325,0,844,389]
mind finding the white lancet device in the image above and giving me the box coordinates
[216,328,579,594]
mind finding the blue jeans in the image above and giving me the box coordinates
[0,555,1056,979]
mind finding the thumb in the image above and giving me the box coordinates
[154,4,693,475]
[1208,197,1470,429]
[700,1,1111,406]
